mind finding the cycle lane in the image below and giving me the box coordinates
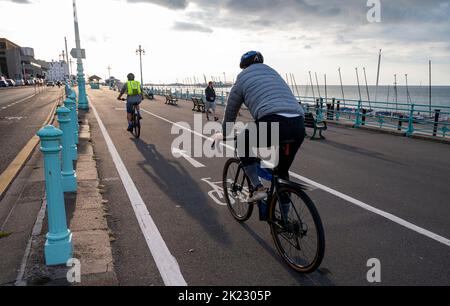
[88,88,450,285]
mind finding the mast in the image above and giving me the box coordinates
[338,67,346,106]
[292,74,301,103]
[355,68,362,101]
[394,74,398,112]
[375,49,382,101]
[405,74,412,105]
[324,74,328,102]
[363,67,371,109]
[315,72,321,98]
[309,71,316,101]
[429,60,432,116]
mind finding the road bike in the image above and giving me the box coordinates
[217,135,325,273]
[120,98,141,138]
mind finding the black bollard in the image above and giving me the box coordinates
[398,115,403,131]
[433,110,441,137]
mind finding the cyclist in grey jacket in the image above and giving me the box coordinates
[222,51,306,202]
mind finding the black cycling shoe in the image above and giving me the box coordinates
[127,126,133,132]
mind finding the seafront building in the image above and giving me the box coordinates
[0,37,60,81]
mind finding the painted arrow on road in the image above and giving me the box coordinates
[171,148,206,168]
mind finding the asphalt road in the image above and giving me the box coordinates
[88,88,450,286]
[0,86,63,174]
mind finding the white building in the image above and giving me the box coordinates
[48,60,69,82]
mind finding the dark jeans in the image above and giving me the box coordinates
[239,114,305,181]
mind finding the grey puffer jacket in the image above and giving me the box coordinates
[222,63,304,134]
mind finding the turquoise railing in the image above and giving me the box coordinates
[299,96,450,139]
[148,86,449,139]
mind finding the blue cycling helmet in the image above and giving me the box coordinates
[240,51,264,69]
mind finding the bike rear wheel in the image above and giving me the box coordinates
[269,185,325,273]
[132,107,141,138]
[223,158,253,222]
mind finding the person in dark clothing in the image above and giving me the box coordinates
[220,51,305,202]
[205,81,219,121]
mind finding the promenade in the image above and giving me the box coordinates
[87,88,449,285]
[0,86,449,286]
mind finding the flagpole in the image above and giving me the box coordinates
[72,0,88,109]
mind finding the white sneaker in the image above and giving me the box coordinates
[247,186,267,203]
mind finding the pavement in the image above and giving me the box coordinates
[86,87,449,286]
[20,110,117,286]
[0,86,449,286]
[0,91,117,286]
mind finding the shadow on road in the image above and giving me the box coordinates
[132,137,232,246]
[317,139,405,166]
[240,223,335,286]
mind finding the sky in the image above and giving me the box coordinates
[0,0,449,85]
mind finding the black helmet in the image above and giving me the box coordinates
[240,51,264,69]
[127,73,135,81]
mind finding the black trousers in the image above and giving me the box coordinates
[239,114,305,181]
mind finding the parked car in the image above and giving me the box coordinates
[0,80,8,87]
[6,79,15,86]
[46,81,55,87]
[15,79,25,86]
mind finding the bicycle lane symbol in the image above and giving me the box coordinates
[201,178,250,207]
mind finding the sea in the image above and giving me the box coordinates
[153,85,450,110]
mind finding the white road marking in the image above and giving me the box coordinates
[141,107,450,248]
[4,117,24,121]
[15,198,47,286]
[172,148,206,168]
[91,101,187,286]
[0,94,36,112]
[201,178,228,206]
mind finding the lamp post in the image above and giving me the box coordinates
[136,45,145,85]
[72,0,89,109]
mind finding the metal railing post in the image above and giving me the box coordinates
[65,96,79,149]
[354,100,362,127]
[406,104,415,137]
[57,107,77,193]
[37,125,73,266]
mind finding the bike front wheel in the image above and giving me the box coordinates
[223,158,254,222]
[269,185,325,273]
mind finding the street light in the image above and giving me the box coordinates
[136,45,145,85]
[72,0,88,109]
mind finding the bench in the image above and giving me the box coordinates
[165,95,178,106]
[143,89,154,100]
[304,112,327,140]
[191,97,206,113]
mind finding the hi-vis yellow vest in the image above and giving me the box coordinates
[127,81,141,96]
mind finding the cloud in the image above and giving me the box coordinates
[172,21,213,33]
[128,0,449,47]
[125,0,187,9]
[0,0,33,3]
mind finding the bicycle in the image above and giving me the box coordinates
[216,135,325,273]
[120,98,141,138]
